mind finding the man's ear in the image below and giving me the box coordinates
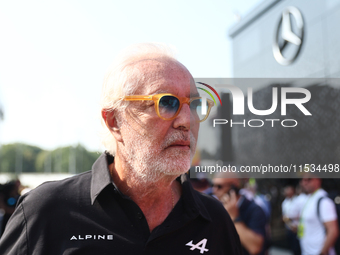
[101,109,123,143]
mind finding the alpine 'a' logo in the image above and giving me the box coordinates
[186,238,209,254]
[70,235,114,241]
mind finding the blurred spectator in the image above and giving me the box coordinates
[213,173,267,255]
[189,172,213,195]
[190,178,211,193]
[288,182,308,225]
[297,174,338,255]
[240,179,271,221]
[0,180,21,237]
[282,184,301,255]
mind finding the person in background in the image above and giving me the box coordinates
[0,180,21,237]
[189,171,213,195]
[298,174,338,255]
[213,173,266,255]
[282,184,301,255]
[240,179,271,221]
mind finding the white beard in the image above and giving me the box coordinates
[119,121,196,186]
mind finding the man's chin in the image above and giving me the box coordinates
[163,148,191,159]
[160,158,191,177]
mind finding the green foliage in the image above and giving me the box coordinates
[0,143,101,174]
[0,143,43,173]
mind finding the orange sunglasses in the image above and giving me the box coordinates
[123,93,214,122]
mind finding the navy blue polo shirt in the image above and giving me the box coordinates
[238,196,267,255]
[0,153,241,255]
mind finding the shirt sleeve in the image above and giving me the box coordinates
[320,197,337,223]
[247,205,266,237]
[0,196,28,255]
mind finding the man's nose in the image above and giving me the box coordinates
[173,103,191,130]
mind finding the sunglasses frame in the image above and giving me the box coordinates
[123,93,214,122]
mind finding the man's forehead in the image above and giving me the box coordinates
[145,81,198,95]
[132,58,195,95]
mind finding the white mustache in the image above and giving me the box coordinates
[162,131,196,149]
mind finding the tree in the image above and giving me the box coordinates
[35,144,100,173]
[0,143,100,174]
[0,143,43,173]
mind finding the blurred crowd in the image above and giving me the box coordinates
[190,173,340,255]
[1,175,339,255]
[0,179,30,238]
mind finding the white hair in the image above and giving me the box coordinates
[100,43,178,155]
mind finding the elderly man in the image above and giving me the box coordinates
[212,173,266,255]
[0,43,241,255]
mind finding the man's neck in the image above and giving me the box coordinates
[110,155,182,232]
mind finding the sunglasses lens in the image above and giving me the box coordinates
[159,96,180,119]
[190,98,210,121]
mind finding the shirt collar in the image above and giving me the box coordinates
[90,153,212,222]
[180,174,212,222]
[90,152,113,205]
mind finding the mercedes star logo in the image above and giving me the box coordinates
[273,6,304,66]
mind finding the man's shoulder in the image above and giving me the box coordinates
[194,191,232,220]
[196,191,219,205]
[312,190,334,207]
[30,170,92,194]
[20,171,93,211]
[314,189,327,198]
[242,197,260,209]
[317,194,337,217]
[241,197,266,221]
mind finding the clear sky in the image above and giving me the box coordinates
[0,0,263,152]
